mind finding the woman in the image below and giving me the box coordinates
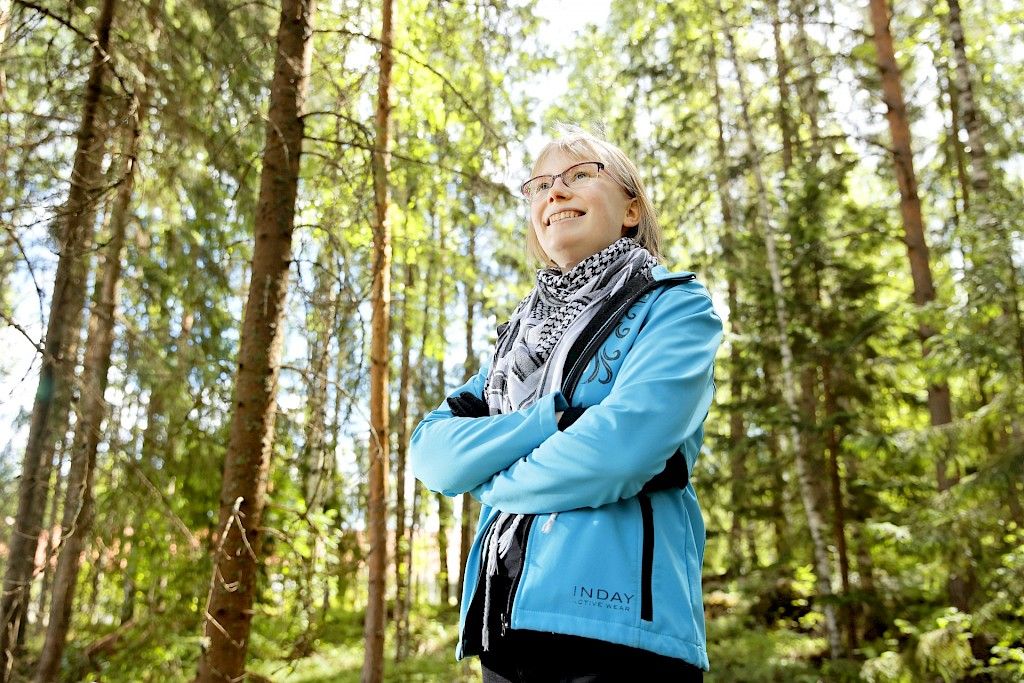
[410,127,723,681]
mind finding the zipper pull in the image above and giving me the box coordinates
[500,613,508,636]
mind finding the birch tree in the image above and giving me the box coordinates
[719,0,841,658]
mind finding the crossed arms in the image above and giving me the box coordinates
[409,288,723,515]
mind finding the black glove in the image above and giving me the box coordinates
[447,391,490,418]
[557,405,588,431]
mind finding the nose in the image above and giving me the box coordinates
[546,176,572,201]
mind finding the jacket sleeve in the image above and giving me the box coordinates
[409,361,569,497]
[470,287,723,514]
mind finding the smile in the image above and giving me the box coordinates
[547,210,585,225]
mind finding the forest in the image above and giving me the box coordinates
[1,0,1022,680]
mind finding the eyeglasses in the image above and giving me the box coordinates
[520,161,605,201]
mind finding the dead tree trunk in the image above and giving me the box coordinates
[361,0,394,678]
[0,1,115,677]
[193,0,315,679]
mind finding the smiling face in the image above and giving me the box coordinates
[528,149,640,272]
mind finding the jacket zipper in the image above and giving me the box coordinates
[500,514,536,635]
[639,493,655,622]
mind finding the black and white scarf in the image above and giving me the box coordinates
[483,236,659,416]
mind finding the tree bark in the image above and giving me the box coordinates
[868,0,981,618]
[194,0,315,679]
[770,0,796,172]
[708,30,748,576]
[433,216,451,607]
[361,0,394,678]
[868,0,957,480]
[787,8,857,650]
[822,361,856,652]
[945,0,987,192]
[721,5,841,658]
[393,255,414,662]
[301,266,337,515]
[0,1,115,678]
[33,84,141,683]
[945,0,1024,382]
[0,0,11,101]
[458,216,478,604]
[33,446,66,636]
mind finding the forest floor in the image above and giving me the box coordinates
[246,593,855,683]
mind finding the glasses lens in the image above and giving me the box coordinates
[522,177,551,200]
[566,163,600,186]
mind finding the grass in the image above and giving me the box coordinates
[249,603,479,682]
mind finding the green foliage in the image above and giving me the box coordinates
[2,0,1023,679]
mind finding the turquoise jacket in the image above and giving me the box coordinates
[409,266,724,670]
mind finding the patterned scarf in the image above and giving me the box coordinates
[483,236,659,416]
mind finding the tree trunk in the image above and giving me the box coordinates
[867,2,958,478]
[119,524,139,625]
[433,216,451,607]
[945,0,986,192]
[24,158,118,646]
[393,255,414,662]
[33,84,140,683]
[768,428,788,565]
[404,242,436,641]
[945,0,1024,382]
[361,0,394,679]
[869,0,978,617]
[406,477,422,641]
[0,0,11,101]
[708,30,748,576]
[0,1,115,677]
[295,265,337,656]
[791,0,821,152]
[721,5,841,658]
[34,446,66,635]
[822,361,857,652]
[937,44,971,216]
[788,11,858,649]
[458,216,478,604]
[301,267,336,515]
[846,448,883,639]
[770,0,796,173]
[194,0,315,679]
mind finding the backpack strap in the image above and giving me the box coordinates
[559,270,698,492]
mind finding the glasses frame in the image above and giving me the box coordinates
[520,161,606,201]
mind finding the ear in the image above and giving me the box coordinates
[621,198,641,232]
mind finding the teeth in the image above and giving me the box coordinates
[548,210,584,225]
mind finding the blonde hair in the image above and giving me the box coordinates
[525,124,663,266]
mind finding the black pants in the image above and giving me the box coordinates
[479,629,703,682]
